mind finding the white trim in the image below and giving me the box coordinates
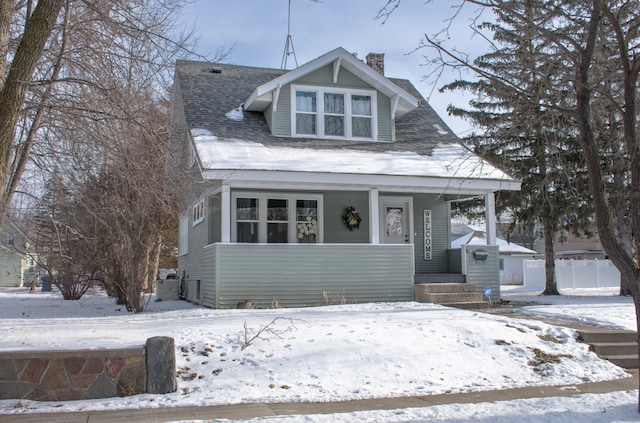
[369,188,380,244]
[203,170,521,194]
[332,57,341,83]
[192,199,205,226]
[291,84,378,141]
[484,192,496,245]
[272,84,281,114]
[231,191,324,243]
[221,185,231,243]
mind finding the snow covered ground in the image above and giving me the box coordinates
[0,285,637,422]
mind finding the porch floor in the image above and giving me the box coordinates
[414,273,466,284]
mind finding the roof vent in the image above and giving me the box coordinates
[203,68,222,74]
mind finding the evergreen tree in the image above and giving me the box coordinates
[442,3,592,295]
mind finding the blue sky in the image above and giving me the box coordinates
[180,1,488,135]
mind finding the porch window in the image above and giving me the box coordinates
[296,199,318,243]
[267,199,288,243]
[292,85,377,140]
[236,197,259,243]
[232,192,322,243]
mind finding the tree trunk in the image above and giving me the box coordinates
[0,0,65,229]
[542,222,559,295]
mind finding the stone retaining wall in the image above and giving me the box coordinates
[0,336,175,401]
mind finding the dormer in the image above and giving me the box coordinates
[244,47,419,142]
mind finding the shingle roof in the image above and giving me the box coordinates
[174,59,464,157]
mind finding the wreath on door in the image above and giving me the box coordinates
[342,207,362,231]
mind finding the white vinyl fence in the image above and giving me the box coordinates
[523,259,621,291]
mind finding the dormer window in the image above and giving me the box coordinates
[292,85,377,140]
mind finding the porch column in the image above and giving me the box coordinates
[369,188,380,244]
[221,184,231,243]
[484,192,496,245]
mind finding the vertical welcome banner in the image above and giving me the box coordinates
[424,209,432,260]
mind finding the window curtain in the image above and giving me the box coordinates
[296,92,317,135]
[352,95,372,138]
[324,93,344,136]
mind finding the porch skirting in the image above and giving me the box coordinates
[185,243,415,309]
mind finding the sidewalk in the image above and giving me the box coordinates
[3,370,637,423]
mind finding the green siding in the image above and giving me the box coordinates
[214,243,414,309]
[272,84,292,137]
[296,64,372,88]
[323,191,369,243]
[377,94,392,141]
[201,244,216,308]
[178,193,218,305]
[208,196,221,244]
[463,245,500,301]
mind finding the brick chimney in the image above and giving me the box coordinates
[366,53,385,75]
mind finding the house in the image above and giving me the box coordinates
[0,220,38,288]
[169,47,520,309]
[451,225,539,285]
[553,226,605,260]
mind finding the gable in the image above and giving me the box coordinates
[265,64,393,141]
[244,47,418,118]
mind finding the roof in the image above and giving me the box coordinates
[452,229,538,255]
[172,48,520,193]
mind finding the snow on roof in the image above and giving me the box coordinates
[452,230,538,254]
[190,132,518,183]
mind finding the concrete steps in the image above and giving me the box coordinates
[415,283,490,310]
[578,329,639,369]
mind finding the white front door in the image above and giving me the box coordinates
[380,197,413,245]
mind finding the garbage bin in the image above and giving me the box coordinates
[41,275,52,292]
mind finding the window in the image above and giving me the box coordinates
[178,214,188,255]
[295,91,316,135]
[292,85,376,140]
[267,199,288,243]
[236,197,258,242]
[192,199,205,226]
[232,192,322,243]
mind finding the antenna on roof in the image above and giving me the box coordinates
[281,0,298,69]
[281,0,321,70]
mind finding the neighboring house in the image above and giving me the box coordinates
[0,220,38,288]
[554,226,605,259]
[452,226,539,286]
[170,47,520,308]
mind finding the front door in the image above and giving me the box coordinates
[380,197,413,245]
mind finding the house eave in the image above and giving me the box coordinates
[201,169,521,195]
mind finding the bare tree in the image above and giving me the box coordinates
[12,0,227,310]
[0,0,210,231]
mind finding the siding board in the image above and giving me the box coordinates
[462,245,500,301]
[214,243,413,308]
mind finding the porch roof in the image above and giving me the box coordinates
[192,131,520,194]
